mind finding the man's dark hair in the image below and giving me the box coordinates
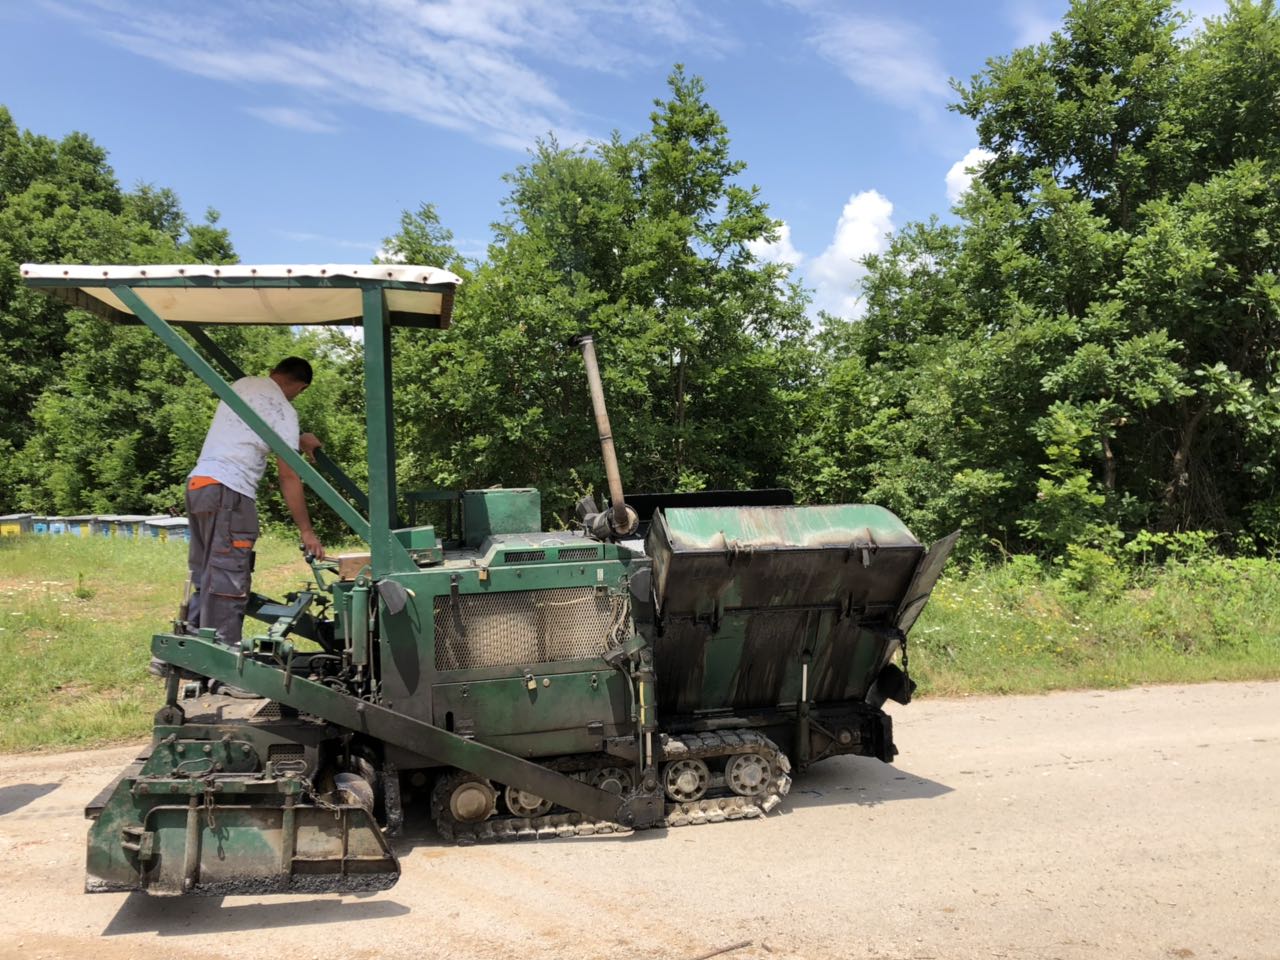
[272,357,313,385]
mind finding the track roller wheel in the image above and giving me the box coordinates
[503,785,553,818]
[435,772,498,824]
[588,766,634,796]
[725,752,772,797]
[663,757,710,802]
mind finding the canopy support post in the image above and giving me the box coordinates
[362,287,413,576]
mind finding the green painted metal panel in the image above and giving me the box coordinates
[896,529,961,633]
[443,559,630,595]
[86,772,396,894]
[700,629,747,709]
[432,669,630,743]
[394,526,438,550]
[643,503,950,721]
[648,504,925,618]
[376,579,435,721]
[462,489,542,547]
[360,286,417,576]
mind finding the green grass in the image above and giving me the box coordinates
[0,532,322,752]
[911,556,1280,696]
[2,535,1279,753]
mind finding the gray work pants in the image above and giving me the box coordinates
[186,482,259,647]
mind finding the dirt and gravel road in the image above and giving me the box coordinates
[0,681,1275,960]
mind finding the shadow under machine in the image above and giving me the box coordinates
[22,263,957,896]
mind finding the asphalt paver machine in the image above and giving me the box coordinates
[22,263,957,895]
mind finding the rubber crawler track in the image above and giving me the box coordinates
[431,729,792,844]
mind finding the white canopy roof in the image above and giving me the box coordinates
[20,263,461,327]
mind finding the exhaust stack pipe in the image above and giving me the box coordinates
[571,333,638,539]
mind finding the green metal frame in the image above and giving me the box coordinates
[362,287,405,576]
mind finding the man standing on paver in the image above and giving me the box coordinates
[182,356,326,650]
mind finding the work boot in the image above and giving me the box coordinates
[212,681,260,699]
[148,657,203,682]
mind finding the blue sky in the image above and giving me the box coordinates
[0,0,1227,317]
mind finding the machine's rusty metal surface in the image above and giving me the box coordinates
[648,505,924,620]
[84,732,399,895]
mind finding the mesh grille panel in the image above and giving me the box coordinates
[254,701,282,720]
[435,587,623,670]
[559,547,600,561]
[503,549,546,563]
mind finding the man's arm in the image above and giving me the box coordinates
[278,456,325,559]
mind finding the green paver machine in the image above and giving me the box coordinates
[23,263,957,896]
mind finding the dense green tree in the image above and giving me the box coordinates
[13,4,1280,564]
[389,69,810,522]
[793,0,1280,556]
[0,105,136,500]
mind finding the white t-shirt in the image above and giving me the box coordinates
[191,376,300,499]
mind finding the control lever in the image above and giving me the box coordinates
[300,543,336,592]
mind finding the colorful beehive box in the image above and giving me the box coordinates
[62,515,96,537]
[0,513,34,537]
[145,516,190,542]
[105,514,154,538]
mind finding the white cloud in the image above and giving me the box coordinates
[807,190,895,319]
[47,0,728,151]
[1008,3,1061,47]
[786,2,948,117]
[747,221,803,269]
[945,146,995,204]
[246,106,338,134]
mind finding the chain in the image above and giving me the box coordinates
[203,784,218,829]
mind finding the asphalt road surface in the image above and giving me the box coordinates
[0,681,1275,960]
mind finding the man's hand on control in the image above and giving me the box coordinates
[301,531,326,561]
[300,432,323,464]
